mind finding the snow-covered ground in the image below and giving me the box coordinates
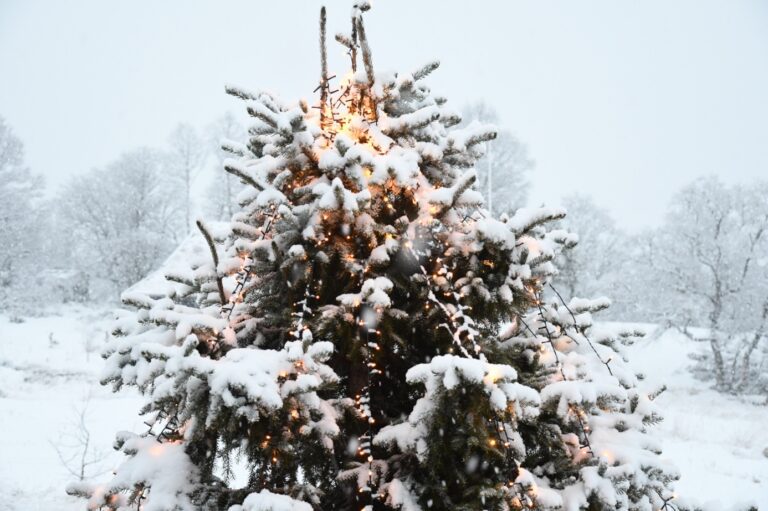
[0,307,143,511]
[625,327,767,510]
[0,309,765,510]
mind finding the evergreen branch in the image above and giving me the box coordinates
[350,8,359,68]
[549,283,613,375]
[508,207,567,235]
[354,12,378,122]
[196,219,226,306]
[220,207,279,322]
[463,127,497,149]
[246,102,278,128]
[220,140,247,157]
[356,16,375,86]
[648,384,667,401]
[224,84,258,101]
[319,6,330,129]
[320,7,328,87]
[224,161,263,190]
[412,60,440,81]
[432,171,477,218]
[535,299,565,380]
[335,33,354,50]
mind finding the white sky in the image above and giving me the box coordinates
[1,0,767,230]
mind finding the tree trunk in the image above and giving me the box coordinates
[736,300,768,391]
[708,284,728,390]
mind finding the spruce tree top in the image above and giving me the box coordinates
[70,4,683,511]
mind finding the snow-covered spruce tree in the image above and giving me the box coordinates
[70,5,682,510]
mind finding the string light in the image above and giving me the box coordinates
[548,283,613,375]
[220,206,279,323]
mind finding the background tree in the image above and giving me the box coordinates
[56,148,184,297]
[168,123,207,233]
[645,177,768,393]
[461,101,534,216]
[204,112,246,220]
[0,115,44,312]
[71,6,681,511]
[50,396,108,482]
[554,194,632,319]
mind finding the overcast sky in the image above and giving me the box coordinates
[1,0,767,230]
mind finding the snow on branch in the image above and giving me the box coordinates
[428,169,481,216]
[412,60,440,81]
[231,490,313,511]
[507,207,567,235]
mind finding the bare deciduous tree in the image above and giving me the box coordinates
[168,123,207,233]
[56,148,184,296]
[205,112,245,220]
[50,397,108,481]
[648,177,768,392]
[553,194,630,316]
[461,101,534,216]
[0,116,44,310]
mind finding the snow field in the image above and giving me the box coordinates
[0,311,765,509]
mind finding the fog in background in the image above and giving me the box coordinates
[2,0,768,231]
